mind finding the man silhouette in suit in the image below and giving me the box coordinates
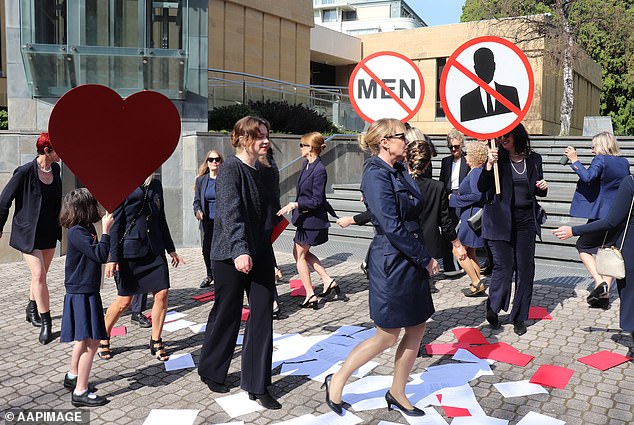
[460,47,521,122]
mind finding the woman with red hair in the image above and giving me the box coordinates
[0,132,62,344]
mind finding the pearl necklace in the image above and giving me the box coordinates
[510,158,526,175]
[39,166,52,173]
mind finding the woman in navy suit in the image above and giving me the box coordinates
[323,118,439,417]
[554,176,634,351]
[278,132,339,308]
[478,123,548,336]
[101,175,182,361]
[0,133,61,345]
[193,150,224,288]
[562,132,630,308]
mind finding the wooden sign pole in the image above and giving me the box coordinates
[490,139,501,195]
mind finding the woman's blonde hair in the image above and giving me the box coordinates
[359,118,405,155]
[592,132,621,156]
[302,132,327,155]
[231,116,270,150]
[197,150,223,177]
[465,142,488,168]
[446,128,464,147]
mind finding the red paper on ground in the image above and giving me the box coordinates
[290,285,316,297]
[452,328,489,345]
[241,307,250,321]
[529,364,574,389]
[289,279,303,289]
[468,342,534,366]
[192,291,215,302]
[425,343,471,355]
[271,217,289,243]
[528,306,552,320]
[111,326,127,337]
[441,405,471,418]
[577,350,632,371]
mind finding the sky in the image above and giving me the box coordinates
[408,0,467,26]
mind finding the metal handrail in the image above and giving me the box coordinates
[277,134,355,173]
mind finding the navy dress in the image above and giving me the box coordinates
[362,157,434,328]
[60,224,110,342]
[449,168,485,248]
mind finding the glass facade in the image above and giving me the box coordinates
[20,0,188,99]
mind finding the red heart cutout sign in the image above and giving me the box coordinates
[49,85,181,212]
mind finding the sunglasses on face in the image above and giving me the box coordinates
[207,157,222,163]
[386,133,406,142]
[449,145,461,150]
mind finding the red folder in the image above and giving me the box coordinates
[271,217,289,243]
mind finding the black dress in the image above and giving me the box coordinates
[33,177,62,250]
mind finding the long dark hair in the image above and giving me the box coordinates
[59,188,101,228]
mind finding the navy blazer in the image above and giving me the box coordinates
[291,157,336,229]
[477,151,548,241]
[193,173,215,224]
[64,224,110,294]
[569,155,630,220]
[109,179,176,262]
[0,158,62,253]
[414,177,457,258]
[439,155,470,192]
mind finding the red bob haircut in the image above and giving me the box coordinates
[36,132,53,155]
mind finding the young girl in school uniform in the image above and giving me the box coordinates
[59,188,113,407]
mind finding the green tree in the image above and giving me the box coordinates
[461,0,634,136]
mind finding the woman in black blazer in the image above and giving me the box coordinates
[0,133,61,345]
[198,116,281,410]
[101,175,182,361]
[478,123,548,336]
[278,132,339,308]
[193,150,224,288]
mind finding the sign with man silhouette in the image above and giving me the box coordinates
[349,51,425,123]
[440,36,534,139]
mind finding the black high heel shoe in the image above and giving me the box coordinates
[300,294,319,309]
[149,338,169,361]
[321,374,344,415]
[385,390,425,416]
[320,279,341,298]
[587,282,609,307]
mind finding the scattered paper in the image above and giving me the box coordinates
[399,407,449,424]
[452,348,494,364]
[441,405,471,417]
[189,323,206,334]
[273,414,317,425]
[111,326,127,337]
[529,365,574,389]
[215,392,265,417]
[528,306,552,320]
[425,343,471,355]
[452,328,489,345]
[468,343,534,366]
[493,380,548,398]
[516,411,565,425]
[313,411,364,424]
[289,279,303,289]
[451,416,509,425]
[163,311,187,323]
[162,319,197,332]
[241,307,250,321]
[142,409,199,425]
[577,350,632,371]
[164,353,195,371]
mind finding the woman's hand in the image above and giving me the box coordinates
[535,179,548,191]
[564,146,578,163]
[234,254,253,274]
[105,262,119,278]
[101,212,114,234]
[453,242,467,261]
[169,252,183,267]
[486,147,498,170]
[425,258,440,276]
[195,210,204,221]
[336,216,355,228]
[277,202,298,216]
[552,226,573,240]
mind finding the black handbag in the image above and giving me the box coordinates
[467,208,483,232]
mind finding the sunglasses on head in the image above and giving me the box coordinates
[207,157,222,163]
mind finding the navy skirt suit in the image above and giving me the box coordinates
[361,157,434,329]
[449,168,485,249]
[109,179,176,296]
[478,152,547,322]
[571,176,634,332]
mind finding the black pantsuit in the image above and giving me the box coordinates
[198,256,275,393]
[201,218,214,279]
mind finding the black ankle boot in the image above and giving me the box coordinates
[25,300,41,327]
[39,311,54,345]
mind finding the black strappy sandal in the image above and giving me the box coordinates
[150,338,170,361]
[462,278,487,297]
[97,339,112,360]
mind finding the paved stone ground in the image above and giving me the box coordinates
[1,234,633,424]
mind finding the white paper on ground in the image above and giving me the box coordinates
[188,323,206,334]
[142,409,199,425]
[516,411,565,425]
[350,328,376,341]
[215,392,265,417]
[164,353,196,371]
[428,383,486,417]
[452,348,495,364]
[312,410,364,425]
[493,380,548,398]
[451,416,509,425]
[164,311,187,322]
[377,422,404,425]
[236,334,244,345]
[273,414,318,425]
[341,376,393,412]
[333,325,367,336]
[162,319,196,332]
[400,407,449,425]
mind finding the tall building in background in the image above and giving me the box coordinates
[313,0,426,35]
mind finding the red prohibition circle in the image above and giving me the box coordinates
[440,36,534,139]
[348,51,425,124]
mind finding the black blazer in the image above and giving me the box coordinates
[460,83,521,122]
[439,155,470,193]
[291,157,336,229]
[0,158,62,253]
[477,151,548,241]
[109,179,176,262]
[414,177,457,258]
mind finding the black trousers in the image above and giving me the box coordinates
[131,293,147,313]
[198,256,275,394]
[442,198,460,272]
[201,218,214,279]
[487,207,535,322]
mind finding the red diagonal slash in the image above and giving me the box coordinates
[448,56,522,116]
[360,64,414,116]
